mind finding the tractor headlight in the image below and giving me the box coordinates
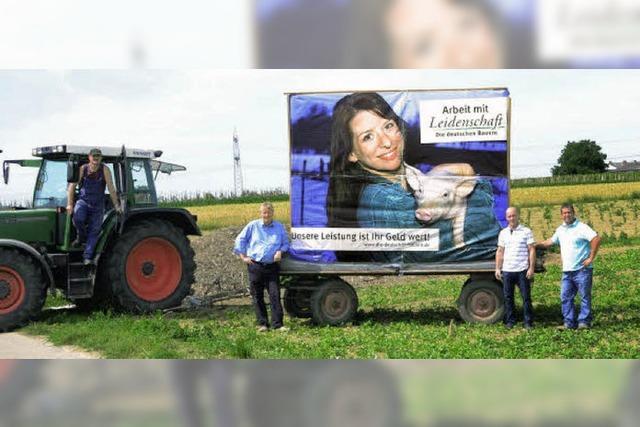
[55,145,64,153]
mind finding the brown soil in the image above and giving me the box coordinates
[189,227,248,298]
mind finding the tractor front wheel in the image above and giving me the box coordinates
[0,250,47,332]
[106,220,195,313]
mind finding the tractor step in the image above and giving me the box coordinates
[66,262,95,298]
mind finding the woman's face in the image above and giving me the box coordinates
[348,110,404,172]
[384,0,504,68]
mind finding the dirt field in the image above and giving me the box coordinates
[189,227,411,300]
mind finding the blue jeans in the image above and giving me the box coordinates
[73,199,104,261]
[561,267,593,328]
[502,270,533,326]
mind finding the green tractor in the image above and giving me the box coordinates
[0,145,200,331]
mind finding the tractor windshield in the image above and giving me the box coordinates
[33,160,67,208]
[34,159,115,208]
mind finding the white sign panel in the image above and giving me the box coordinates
[537,0,640,61]
[419,97,508,144]
[291,228,440,251]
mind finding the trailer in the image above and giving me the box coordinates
[279,88,545,326]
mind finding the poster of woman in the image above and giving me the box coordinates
[289,88,509,264]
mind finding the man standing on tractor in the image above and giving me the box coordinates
[66,148,122,265]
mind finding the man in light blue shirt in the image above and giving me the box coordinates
[234,202,290,331]
[538,203,601,329]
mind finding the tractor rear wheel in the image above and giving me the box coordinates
[0,250,47,332]
[106,220,195,313]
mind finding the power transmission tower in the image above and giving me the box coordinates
[232,128,243,197]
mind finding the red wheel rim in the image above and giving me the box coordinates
[0,266,26,315]
[125,237,182,302]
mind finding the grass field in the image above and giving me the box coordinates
[24,242,640,358]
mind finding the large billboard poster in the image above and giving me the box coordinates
[289,89,510,264]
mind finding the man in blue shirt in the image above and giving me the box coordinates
[537,203,601,329]
[234,202,290,332]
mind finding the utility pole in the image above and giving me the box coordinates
[232,128,243,197]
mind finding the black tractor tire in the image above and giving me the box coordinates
[456,278,504,324]
[302,363,402,427]
[310,279,358,326]
[0,250,47,332]
[283,288,312,318]
[105,219,195,313]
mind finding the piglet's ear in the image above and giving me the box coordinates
[404,164,422,193]
[456,178,476,198]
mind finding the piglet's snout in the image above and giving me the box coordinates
[415,209,432,222]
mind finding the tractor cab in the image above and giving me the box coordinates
[4,145,186,209]
[2,145,186,251]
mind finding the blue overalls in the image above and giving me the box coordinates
[73,164,106,261]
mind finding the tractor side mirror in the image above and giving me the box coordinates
[67,159,80,183]
[3,161,9,185]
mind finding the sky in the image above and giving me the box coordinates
[1,69,640,203]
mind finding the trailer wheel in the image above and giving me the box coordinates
[284,288,312,318]
[457,279,504,324]
[310,279,358,326]
[302,363,401,427]
[0,250,47,332]
[107,219,195,313]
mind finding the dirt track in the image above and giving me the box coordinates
[0,332,99,359]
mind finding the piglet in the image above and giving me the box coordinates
[405,164,476,249]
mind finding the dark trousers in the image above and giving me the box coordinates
[73,199,104,260]
[503,270,533,326]
[248,263,283,328]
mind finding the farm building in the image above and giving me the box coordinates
[608,160,640,172]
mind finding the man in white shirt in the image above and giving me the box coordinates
[537,203,601,330]
[495,206,536,329]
